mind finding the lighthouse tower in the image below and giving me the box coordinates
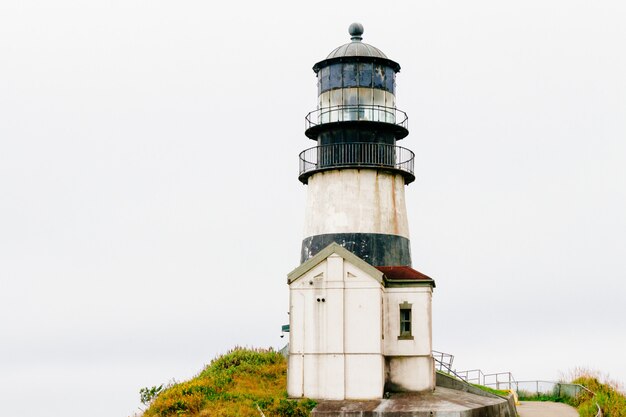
[287,24,435,400]
[299,22,414,267]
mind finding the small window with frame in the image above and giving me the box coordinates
[398,302,413,340]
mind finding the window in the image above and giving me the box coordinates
[342,63,357,88]
[398,302,413,340]
[385,67,395,93]
[358,62,373,87]
[373,64,386,89]
[319,66,330,93]
[329,64,342,89]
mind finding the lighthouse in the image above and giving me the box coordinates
[287,24,435,400]
[299,22,414,267]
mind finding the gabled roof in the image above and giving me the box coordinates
[287,242,384,285]
[287,243,436,288]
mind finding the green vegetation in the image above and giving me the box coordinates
[141,347,316,417]
[516,370,626,417]
[470,383,510,397]
[139,352,626,417]
[570,372,626,417]
[517,390,574,405]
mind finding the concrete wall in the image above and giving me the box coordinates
[303,169,409,238]
[387,356,435,392]
[436,372,518,417]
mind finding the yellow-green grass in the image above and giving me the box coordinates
[570,373,626,417]
[470,383,510,397]
[142,347,316,417]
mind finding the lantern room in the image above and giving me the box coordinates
[300,23,413,185]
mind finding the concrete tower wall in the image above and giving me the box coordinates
[301,169,411,266]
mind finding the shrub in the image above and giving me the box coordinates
[566,369,626,417]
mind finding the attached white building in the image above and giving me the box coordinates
[287,243,435,400]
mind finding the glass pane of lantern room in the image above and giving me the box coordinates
[373,89,385,121]
[358,63,373,87]
[319,91,331,124]
[373,64,385,89]
[343,88,358,121]
[317,75,321,95]
[385,91,396,123]
[319,66,330,93]
[358,87,373,121]
[385,67,395,93]
[385,90,395,109]
[330,89,342,121]
[343,63,357,88]
[329,64,342,89]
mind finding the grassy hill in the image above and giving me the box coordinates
[571,373,626,417]
[140,347,315,417]
[139,349,626,417]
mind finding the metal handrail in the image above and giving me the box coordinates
[305,104,409,130]
[433,348,602,417]
[577,384,603,417]
[298,142,414,178]
[433,355,477,386]
[432,350,455,372]
[484,372,518,390]
[455,369,486,385]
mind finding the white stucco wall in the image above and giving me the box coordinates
[383,287,434,392]
[383,287,432,356]
[303,354,345,399]
[288,248,435,398]
[345,354,385,398]
[303,169,409,238]
[288,253,385,400]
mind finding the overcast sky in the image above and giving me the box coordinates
[1,1,625,416]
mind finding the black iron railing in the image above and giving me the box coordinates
[298,142,414,181]
[305,105,408,130]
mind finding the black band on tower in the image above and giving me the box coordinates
[301,233,412,266]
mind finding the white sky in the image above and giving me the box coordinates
[1,1,625,416]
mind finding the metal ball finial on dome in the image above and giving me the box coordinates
[349,22,364,42]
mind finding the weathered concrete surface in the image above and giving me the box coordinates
[303,170,410,238]
[517,401,578,417]
[436,371,517,417]
[311,386,514,417]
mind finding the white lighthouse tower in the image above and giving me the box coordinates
[287,24,436,400]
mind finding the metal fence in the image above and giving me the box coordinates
[511,380,583,397]
[305,104,408,130]
[454,369,486,385]
[298,142,414,178]
[432,349,603,417]
[432,350,454,372]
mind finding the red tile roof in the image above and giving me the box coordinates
[376,266,433,281]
